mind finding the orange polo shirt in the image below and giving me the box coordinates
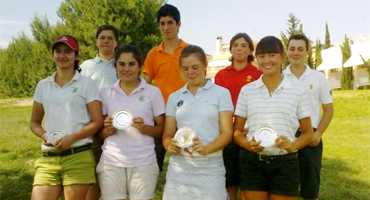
[143,40,188,103]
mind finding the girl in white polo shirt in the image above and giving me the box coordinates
[97,45,165,200]
[234,36,314,200]
[30,35,104,200]
[162,45,234,200]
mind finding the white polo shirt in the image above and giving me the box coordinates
[33,71,100,150]
[166,79,234,154]
[283,65,333,128]
[234,75,311,155]
[80,55,118,92]
[100,77,165,167]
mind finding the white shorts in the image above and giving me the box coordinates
[96,162,159,200]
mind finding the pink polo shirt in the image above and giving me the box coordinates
[99,77,165,167]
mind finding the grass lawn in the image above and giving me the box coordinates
[0,91,369,199]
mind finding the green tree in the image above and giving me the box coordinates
[30,0,164,61]
[1,0,164,98]
[324,22,331,49]
[315,39,322,69]
[280,13,305,68]
[307,37,314,69]
[340,35,353,90]
[360,55,370,84]
[0,33,54,98]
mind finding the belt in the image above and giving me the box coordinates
[43,144,91,157]
[258,152,297,163]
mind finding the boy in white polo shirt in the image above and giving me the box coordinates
[234,36,314,200]
[80,24,119,91]
[283,34,334,200]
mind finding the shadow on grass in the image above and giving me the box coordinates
[0,169,33,199]
[320,157,370,200]
[1,154,368,200]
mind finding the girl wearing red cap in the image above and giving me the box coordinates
[29,35,103,200]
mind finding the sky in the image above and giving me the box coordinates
[0,0,369,55]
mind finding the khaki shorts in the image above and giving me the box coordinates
[33,150,96,186]
[96,162,159,200]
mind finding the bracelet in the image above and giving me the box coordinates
[41,132,46,140]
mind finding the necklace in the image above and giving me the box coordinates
[267,75,283,96]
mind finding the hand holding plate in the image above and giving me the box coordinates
[41,132,53,146]
[54,134,75,150]
[104,116,115,136]
[192,136,207,155]
[249,138,264,153]
[168,138,181,155]
[275,136,295,153]
[132,117,145,133]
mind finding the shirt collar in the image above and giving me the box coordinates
[156,40,187,52]
[180,78,213,94]
[228,62,256,71]
[111,77,146,94]
[284,64,312,76]
[255,75,291,90]
[93,54,115,64]
[47,71,81,84]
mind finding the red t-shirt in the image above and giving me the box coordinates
[215,63,263,108]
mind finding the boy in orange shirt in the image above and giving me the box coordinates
[143,4,189,171]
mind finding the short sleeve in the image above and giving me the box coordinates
[319,74,333,104]
[143,49,156,79]
[84,78,100,103]
[33,81,44,104]
[151,86,165,117]
[234,86,249,118]
[100,88,108,116]
[297,90,311,119]
[165,93,178,117]
[218,88,233,112]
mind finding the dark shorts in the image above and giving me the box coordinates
[223,142,240,187]
[239,149,299,197]
[296,129,322,199]
[154,136,166,172]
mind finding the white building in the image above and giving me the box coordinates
[317,34,370,90]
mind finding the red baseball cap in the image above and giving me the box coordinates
[51,35,79,53]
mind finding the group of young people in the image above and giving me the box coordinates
[29,3,333,200]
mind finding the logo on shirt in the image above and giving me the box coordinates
[246,75,252,82]
[309,84,313,90]
[177,100,184,107]
[138,95,145,102]
[71,87,78,93]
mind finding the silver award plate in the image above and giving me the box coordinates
[175,127,196,148]
[47,130,67,145]
[112,109,133,130]
[254,127,277,147]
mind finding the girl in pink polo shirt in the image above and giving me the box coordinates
[97,45,165,200]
